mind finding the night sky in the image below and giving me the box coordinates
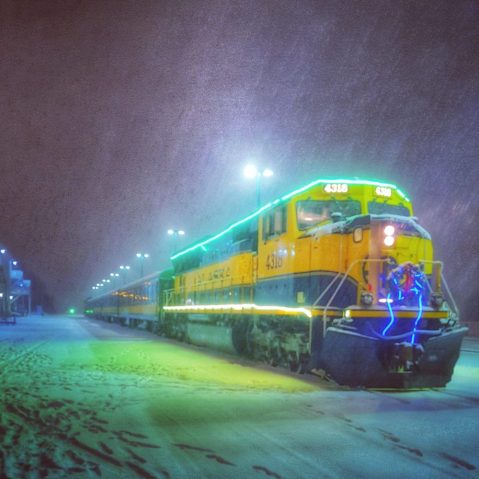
[1,0,478,315]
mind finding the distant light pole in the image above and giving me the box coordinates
[110,272,120,288]
[119,265,131,284]
[167,229,185,253]
[136,253,149,277]
[244,164,273,207]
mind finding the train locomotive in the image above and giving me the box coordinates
[86,178,467,388]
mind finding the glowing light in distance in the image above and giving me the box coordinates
[244,164,273,178]
[0,249,5,254]
[244,164,258,178]
[384,225,395,236]
[378,298,394,303]
[384,236,395,247]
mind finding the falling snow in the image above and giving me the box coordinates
[0,1,477,315]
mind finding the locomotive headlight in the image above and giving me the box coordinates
[383,224,395,246]
[384,225,395,236]
[384,235,395,247]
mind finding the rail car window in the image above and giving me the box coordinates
[368,201,410,217]
[296,200,361,229]
[263,206,287,240]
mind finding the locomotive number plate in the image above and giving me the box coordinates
[324,183,348,193]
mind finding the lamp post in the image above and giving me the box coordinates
[136,253,149,277]
[243,164,273,207]
[110,272,120,288]
[119,265,131,284]
[167,229,185,254]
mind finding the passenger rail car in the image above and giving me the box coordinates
[86,178,467,388]
[86,272,169,330]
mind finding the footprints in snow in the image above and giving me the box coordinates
[173,443,284,477]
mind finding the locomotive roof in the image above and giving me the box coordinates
[171,177,410,262]
[87,269,173,301]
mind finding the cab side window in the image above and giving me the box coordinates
[263,206,287,240]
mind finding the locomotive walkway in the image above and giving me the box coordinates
[0,315,477,478]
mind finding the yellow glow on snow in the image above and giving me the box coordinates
[86,341,317,392]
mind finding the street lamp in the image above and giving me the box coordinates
[110,272,120,288]
[167,229,185,253]
[119,265,131,284]
[136,253,149,277]
[244,164,274,207]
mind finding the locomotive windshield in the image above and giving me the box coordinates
[296,199,361,229]
[368,201,410,217]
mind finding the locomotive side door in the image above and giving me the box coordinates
[257,204,291,303]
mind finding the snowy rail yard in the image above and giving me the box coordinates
[0,315,477,479]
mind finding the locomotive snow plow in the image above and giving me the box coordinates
[312,255,467,388]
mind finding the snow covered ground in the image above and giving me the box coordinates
[0,315,477,479]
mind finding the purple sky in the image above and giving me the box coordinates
[0,0,478,315]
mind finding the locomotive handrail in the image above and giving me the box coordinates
[317,258,459,337]
[419,259,460,319]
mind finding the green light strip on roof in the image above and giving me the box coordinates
[171,178,410,261]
